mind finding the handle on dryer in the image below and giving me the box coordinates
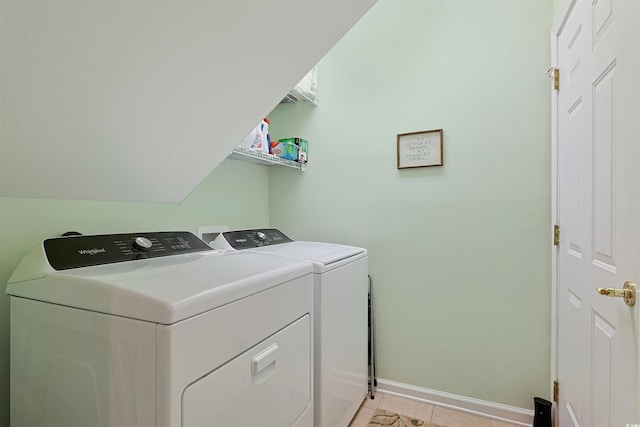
[251,343,279,375]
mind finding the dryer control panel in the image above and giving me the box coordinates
[44,231,213,270]
[219,229,293,250]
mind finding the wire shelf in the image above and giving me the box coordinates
[229,146,305,171]
[280,86,318,105]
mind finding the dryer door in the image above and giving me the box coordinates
[182,314,311,427]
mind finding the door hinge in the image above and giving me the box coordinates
[553,225,560,246]
[546,67,560,90]
[553,380,559,402]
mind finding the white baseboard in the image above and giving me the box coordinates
[374,378,534,427]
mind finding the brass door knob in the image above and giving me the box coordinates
[596,281,636,307]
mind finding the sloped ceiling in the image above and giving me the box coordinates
[0,0,376,203]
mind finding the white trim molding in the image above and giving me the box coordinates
[551,0,578,36]
[550,0,577,416]
[376,378,534,427]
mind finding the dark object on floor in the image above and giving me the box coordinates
[533,397,552,427]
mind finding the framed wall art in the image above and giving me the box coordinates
[397,129,443,169]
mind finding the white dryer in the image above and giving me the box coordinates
[212,228,368,427]
[6,231,314,427]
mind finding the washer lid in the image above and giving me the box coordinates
[250,241,366,270]
[7,247,313,325]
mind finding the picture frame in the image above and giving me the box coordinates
[397,129,443,169]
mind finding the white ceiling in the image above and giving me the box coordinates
[0,0,376,203]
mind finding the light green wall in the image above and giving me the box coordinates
[0,159,269,424]
[268,0,552,410]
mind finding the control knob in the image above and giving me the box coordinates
[256,231,267,241]
[133,236,153,251]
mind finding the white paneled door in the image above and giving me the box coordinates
[555,0,639,426]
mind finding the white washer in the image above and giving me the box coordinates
[212,228,368,427]
[7,231,314,427]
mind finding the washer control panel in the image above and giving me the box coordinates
[220,229,293,250]
[44,231,213,270]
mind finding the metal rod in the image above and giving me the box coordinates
[368,274,376,399]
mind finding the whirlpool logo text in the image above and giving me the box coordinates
[77,248,106,256]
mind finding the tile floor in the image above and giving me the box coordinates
[348,392,522,427]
